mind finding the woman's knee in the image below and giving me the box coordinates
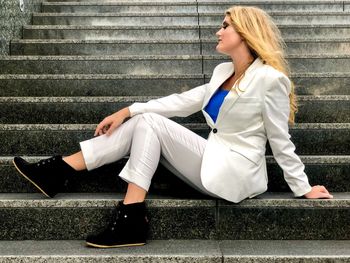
[139,112,168,128]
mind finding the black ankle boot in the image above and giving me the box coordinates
[12,155,78,198]
[86,200,150,248]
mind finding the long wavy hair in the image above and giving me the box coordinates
[224,5,297,126]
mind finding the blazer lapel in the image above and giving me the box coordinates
[202,57,264,126]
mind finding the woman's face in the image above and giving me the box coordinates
[215,15,244,55]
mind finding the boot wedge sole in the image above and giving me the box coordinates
[86,242,146,248]
[12,159,52,198]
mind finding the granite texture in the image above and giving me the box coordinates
[0,0,42,55]
[0,239,349,262]
[0,55,204,74]
[0,95,348,123]
[1,54,350,74]
[22,25,200,40]
[11,39,203,55]
[1,155,349,193]
[0,74,205,96]
[0,123,349,155]
[0,192,348,240]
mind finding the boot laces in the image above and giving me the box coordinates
[109,206,127,231]
[37,156,57,166]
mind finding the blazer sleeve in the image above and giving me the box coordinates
[128,83,209,118]
[262,72,313,197]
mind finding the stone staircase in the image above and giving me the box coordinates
[0,0,349,261]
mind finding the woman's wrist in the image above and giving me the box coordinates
[122,107,131,118]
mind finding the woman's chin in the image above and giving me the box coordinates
[215,46,227,55]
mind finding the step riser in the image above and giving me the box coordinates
[23,27,350,40]
[1,158,348,193]
[22,27,200,40]
[41,3,345,13]
[0,78,207,96]
[1,58,350,74]
[42,5,198,13]
[1,128,349,155]
[0,239,349,263]
[11,42,202,56]
[0,100,349,123]
[0,58,203,74]
[32,16,200,26]
[0,200,350,240]
[1,77,350,96]
[32,15,350,26]
[11,41,350,56]
[0,205,348,240]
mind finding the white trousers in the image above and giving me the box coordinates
[79,112,222,199]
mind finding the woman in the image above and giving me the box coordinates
[13,6,333,248]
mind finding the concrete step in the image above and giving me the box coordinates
[41,1,346,13]
[1,54,350,74]
[0,55,203,74]
[1,73,350,96]
[0,123,349,155]
[22,24,350,40]
[0,74,206,96]
[42,1,198,13]
[10,38,350,56]
[10,39,203,56]
[0,96,349,123]
[44,0,197,2]
[31,12,350,26]
[32,12,200,26]
[22,25,201,40]
[1,155,349,194]
[0,192,348,240]
[0,239,349,262]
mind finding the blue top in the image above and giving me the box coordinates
[204,88,230,123]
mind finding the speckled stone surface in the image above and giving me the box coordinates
[0,155,349,193]
[22,25,200,40]
[0,123,348,155]
[0,55,204,74]
[220,239,350,263]
[0,239,349,262]
[0,239,222,262]
[0,192,348,240]
[0,74,205,96]
[0,0,42,55]
[0,95,348,123]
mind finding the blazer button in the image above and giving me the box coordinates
[212,128,217,133]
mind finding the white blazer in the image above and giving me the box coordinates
[128,56,313,203]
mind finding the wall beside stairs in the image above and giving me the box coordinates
[0,0,42,55]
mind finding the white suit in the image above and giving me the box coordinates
[127,56,313,203]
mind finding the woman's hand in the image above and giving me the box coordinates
[94,107,131,137]
[303,185,334,199]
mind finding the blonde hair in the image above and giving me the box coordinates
[225,5,297,126]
